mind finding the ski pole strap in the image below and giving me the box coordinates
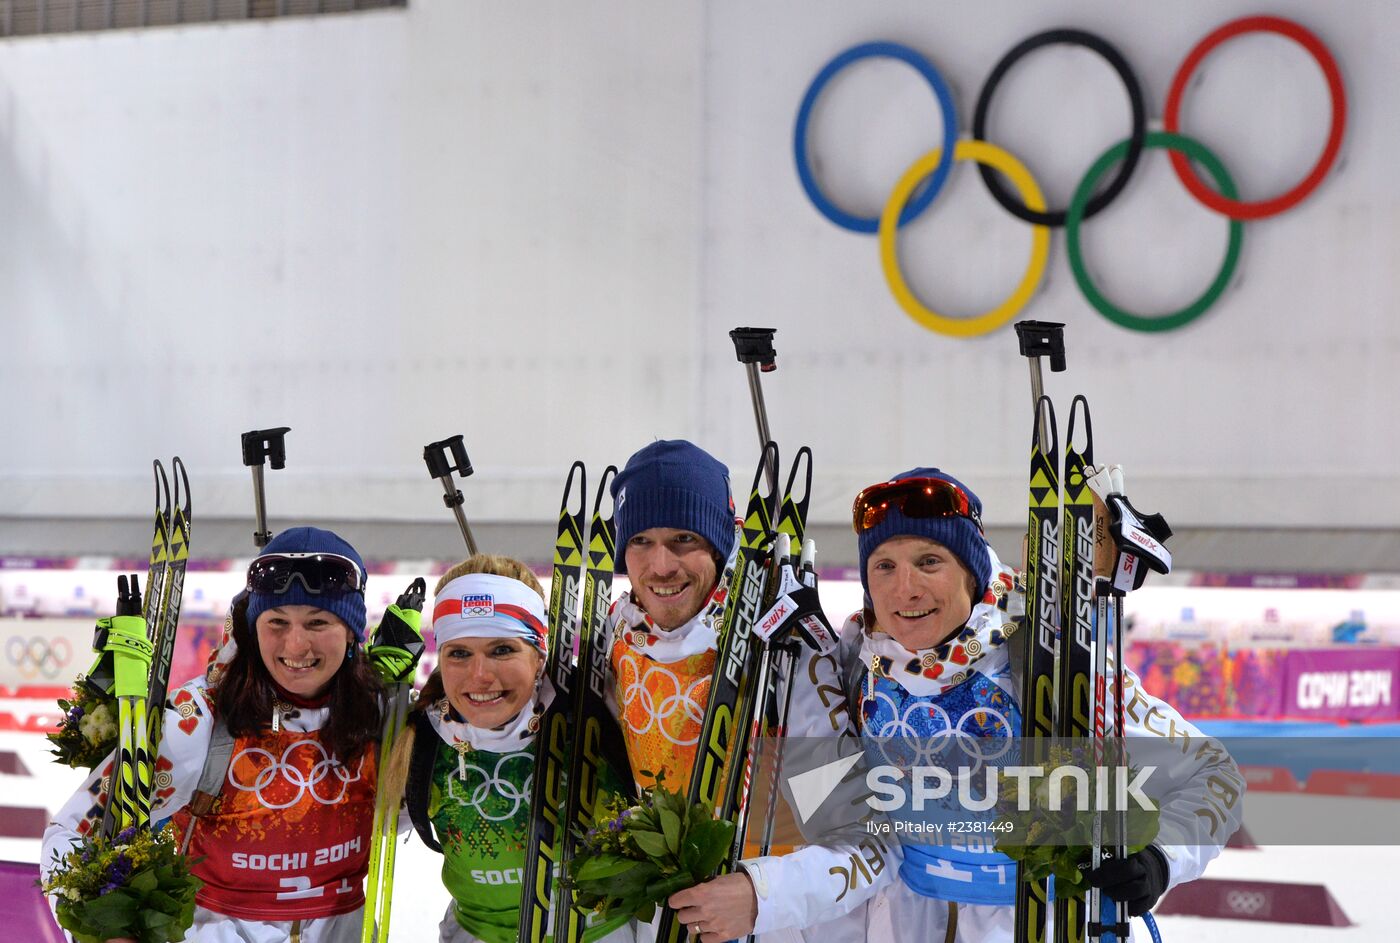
[188,716,236,816]
[406,711,443,853]
[100,615,153,697]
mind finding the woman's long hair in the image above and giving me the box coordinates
[213,594,383,763]
[379,554,545,809]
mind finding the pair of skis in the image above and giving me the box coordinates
[1014,389,1098,943]
[1011,322,1173,943]
[95,459,192,837]
[519,462,636,943]
[654,442,812,943]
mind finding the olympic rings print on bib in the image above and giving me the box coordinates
[794,16,1345,336]
[228,740,365,810]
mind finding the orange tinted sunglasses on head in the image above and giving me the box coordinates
[851,478,982,534]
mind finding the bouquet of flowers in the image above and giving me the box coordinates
[48,681,119,769]
[41,825,201,943]
[567,780,735,923]
[993,745,1159,897]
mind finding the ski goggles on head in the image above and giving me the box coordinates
[852,478,983,534]
[246,552,365,596]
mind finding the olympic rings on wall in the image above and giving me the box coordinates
[972,28,1147,227]
[1164,16,1346,220]
[794,41,958,234]
[1068,132,1245,333]
[793,16,1346,336]
[878,140,1050,339]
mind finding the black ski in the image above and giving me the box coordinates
[554,466,637,942]
[731,445,812,862]
[1055,398,1094,943]
[656,445,779,943]
[140,457,190,813]
[519,462,587,943]
[1014,397,1059,943]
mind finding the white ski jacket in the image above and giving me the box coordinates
[42,676,379,943]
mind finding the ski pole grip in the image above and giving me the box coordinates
[730,327,778,372]
[242,427,291,469]
[1014,320,1067,372]
[424,435,474,481]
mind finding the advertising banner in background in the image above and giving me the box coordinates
[1282,648,1400,721]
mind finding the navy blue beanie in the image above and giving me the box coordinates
[245,526,369,642]
[856,468,992,603]
[610,440,735,574]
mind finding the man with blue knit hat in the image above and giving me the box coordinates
[838,467,1241,943]
[853,467,994,653]
[603,440,895,943]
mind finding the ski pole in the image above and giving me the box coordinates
[729,327,788,864]
[730,327,780,494]
[102,574,154,834]
[362,578,427,943]
[241,427,290,548]
[1082,464,1174,942]
[423,435,480,555]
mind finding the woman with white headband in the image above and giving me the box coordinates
[380,554,634,943]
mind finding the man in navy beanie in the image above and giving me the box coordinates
[610,439,735,630]
[602,440,888,942]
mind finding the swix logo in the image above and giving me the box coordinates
[617,487,627,509]
[799,614,837,653]
[724,559,764,685]
[1074,515,1094,650]
[757,598,794,642]
[1127,529,1162,557]
[1037,519,1060,653]
[462,594,494,618]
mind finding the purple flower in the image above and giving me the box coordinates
[116,827,136,844]
[99,854,133,895]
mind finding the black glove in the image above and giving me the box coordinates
[1088,845,1170,916]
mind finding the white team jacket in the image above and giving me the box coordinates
[836,594,1248,943]
[42,677,376,943]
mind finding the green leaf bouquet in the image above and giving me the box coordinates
[566,780,735,923]
[41,824,202,943]
[993,745,1159,897]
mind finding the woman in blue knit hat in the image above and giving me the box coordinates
[838,470,1243,942]
[603,439,893,943]
[44,526,390,943]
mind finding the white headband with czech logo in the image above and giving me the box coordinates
[431,572,548,653]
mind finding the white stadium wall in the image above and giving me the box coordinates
[0,0,1396,566]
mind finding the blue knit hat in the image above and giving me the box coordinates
[245,526,369,642]
[856,468,992,603]
[611,440,735,574]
